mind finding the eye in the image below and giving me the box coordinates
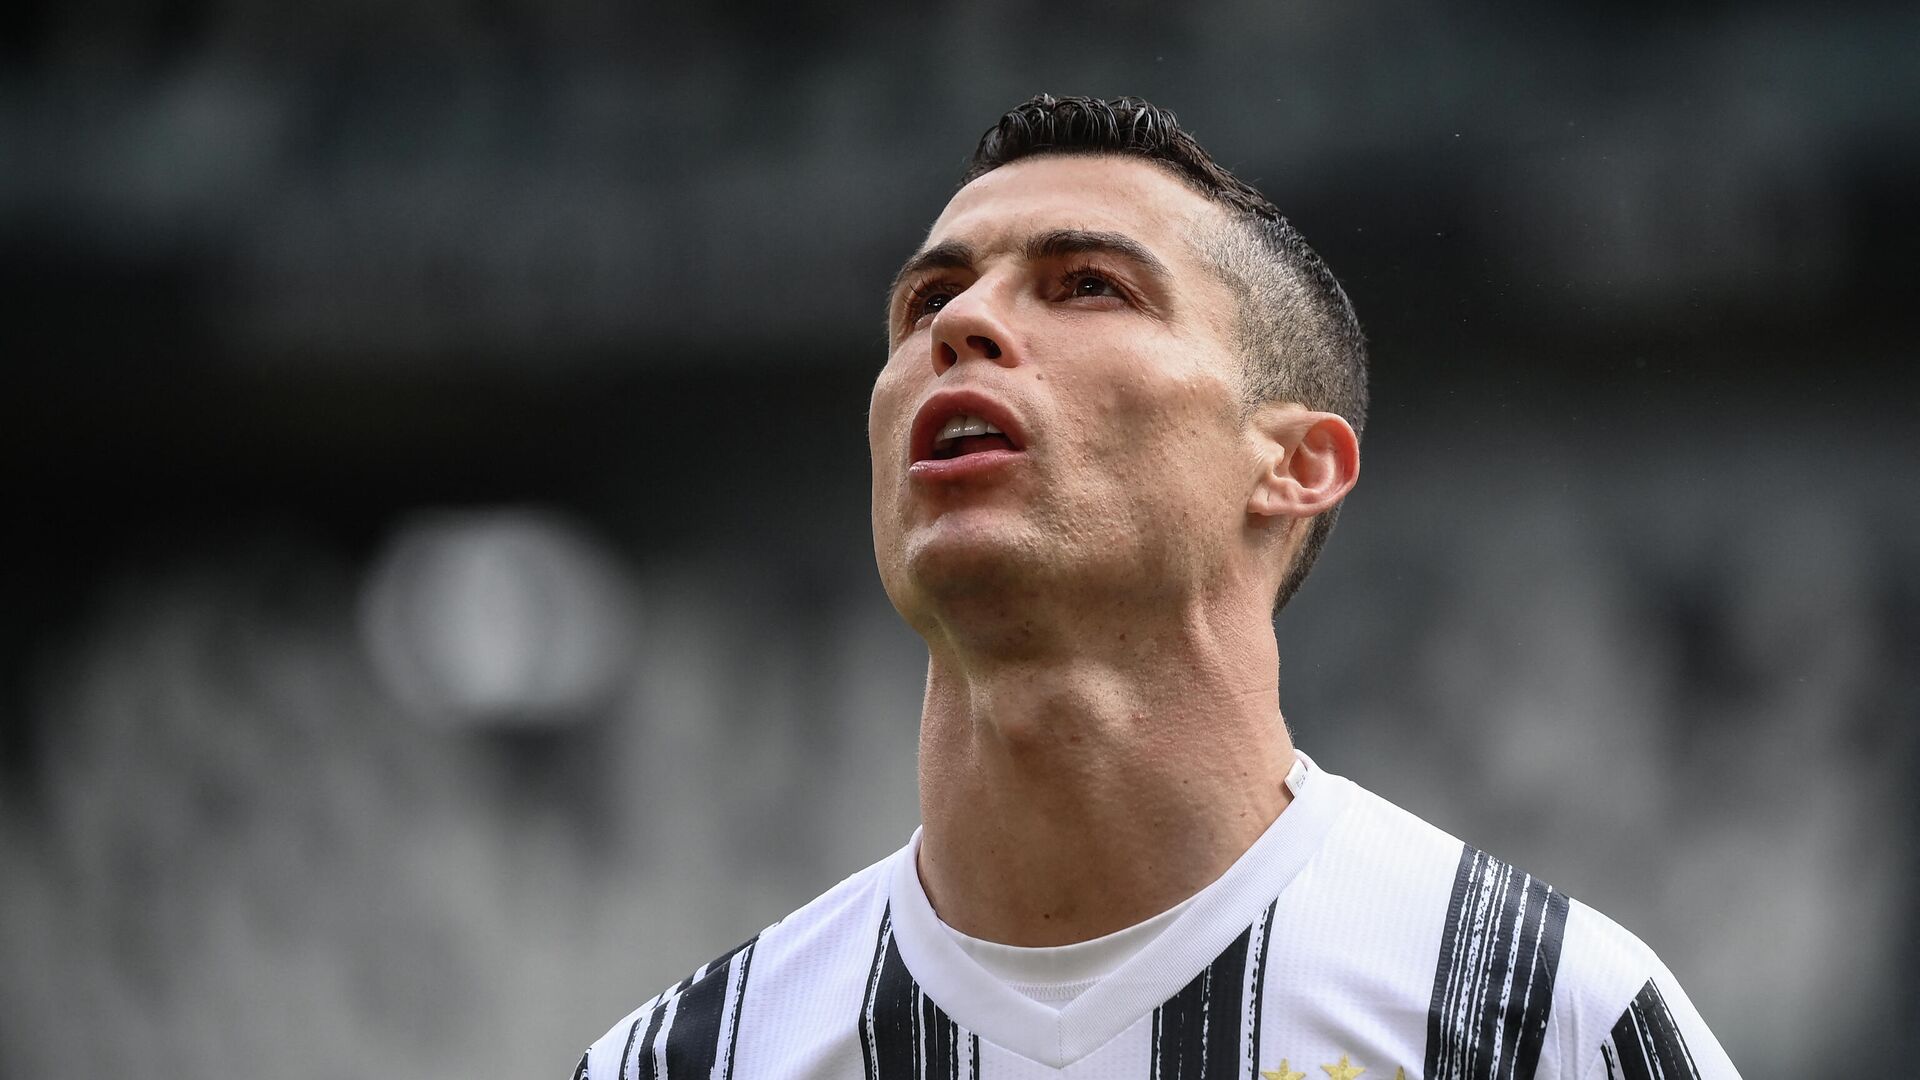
[902,281,960,326]
[1061,268,1124,301]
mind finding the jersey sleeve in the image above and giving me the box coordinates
[1554,899,1742,1079]
[573,991,662,1080]
[1580,964,1741,1079]
[572,936,751,1080]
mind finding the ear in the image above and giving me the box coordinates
[1246,404,1360,522]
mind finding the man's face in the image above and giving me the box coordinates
[869,155,1262,637]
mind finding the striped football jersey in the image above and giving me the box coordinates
[574,757,1739,1079]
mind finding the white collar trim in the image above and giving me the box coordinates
[886,752,1354,1067]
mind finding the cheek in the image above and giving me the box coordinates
[1055,371,1250,529]
[868,361,911,464]
[1061,365,1235,462]
[868,357,921,548]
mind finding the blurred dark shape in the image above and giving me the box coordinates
[4,3,1914,369]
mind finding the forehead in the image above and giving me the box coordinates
[923,154,1224,265]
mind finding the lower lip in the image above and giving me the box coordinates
[908,449,1025,483]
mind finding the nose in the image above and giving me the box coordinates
[928,287,1017,375]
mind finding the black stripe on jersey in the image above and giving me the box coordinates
[1424,845,1571,1080]
[721,935,758,1076]
[623,999,666,1080]
[861,905,975,1080]
[571,1050,589,1080]
[858,907,895,1080]
[1599,979,1701,1080]
[1242,900,1279,1079]
[620,936,759,1080]
[1150,919,1254,1079]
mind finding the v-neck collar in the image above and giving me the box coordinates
[885,755,1354,1068]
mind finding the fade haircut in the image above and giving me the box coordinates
[961,93,1370,613]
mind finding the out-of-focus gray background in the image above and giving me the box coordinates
[4,3,1916,1076]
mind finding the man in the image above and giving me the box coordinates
[573,95,1739,1079]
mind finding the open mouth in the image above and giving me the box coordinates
[909,392,1029,468]
[929,415,1020,460]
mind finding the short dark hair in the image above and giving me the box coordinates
[962,94,1369,612]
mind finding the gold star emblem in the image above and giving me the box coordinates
[1321,1055,1365,1080]
[1262,1061,1306,1080]
[1393,1070,1406,1080]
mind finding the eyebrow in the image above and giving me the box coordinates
[1023,228,1172,281]
[886,228,1174,306]
[888,239,977,305]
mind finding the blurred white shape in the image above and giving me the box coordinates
[359,508,640,727]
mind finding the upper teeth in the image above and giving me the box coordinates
[936,414,1003,443]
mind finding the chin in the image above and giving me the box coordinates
[909,527,1031,588]
[893,519,1048,613]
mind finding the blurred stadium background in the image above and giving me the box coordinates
[4,3,1916,1076]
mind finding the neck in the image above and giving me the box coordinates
[914,598,1296,947]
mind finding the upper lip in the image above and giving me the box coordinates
[909,388,1028,463]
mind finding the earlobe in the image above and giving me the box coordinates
[1247,406,1360,521]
